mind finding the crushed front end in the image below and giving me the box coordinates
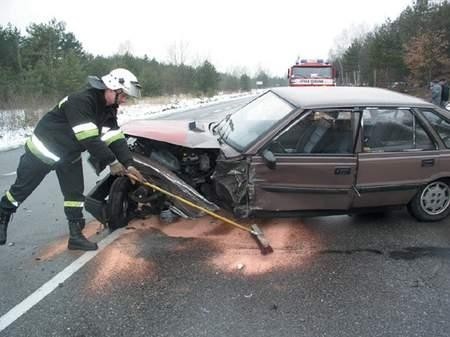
[85,135,252,229]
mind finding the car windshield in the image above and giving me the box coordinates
[292,66,332,78]
[216,91,294,151]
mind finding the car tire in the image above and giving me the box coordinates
[407,179,450,222]
[107,177,137,230]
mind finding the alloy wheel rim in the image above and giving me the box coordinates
[420,181,450,215]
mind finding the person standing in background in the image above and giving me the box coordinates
[440,78,449,109]
[431,79,442,106]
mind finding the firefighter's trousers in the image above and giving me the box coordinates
[0,148,85,221]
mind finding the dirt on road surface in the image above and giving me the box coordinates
[93,215,324,278]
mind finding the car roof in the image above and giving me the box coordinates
[270,86,435,109]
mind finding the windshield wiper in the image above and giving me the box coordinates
[209,121,218,133]
[212,113,230,135]
[216,114,232,144]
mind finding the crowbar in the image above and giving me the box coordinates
[125,172,273,255]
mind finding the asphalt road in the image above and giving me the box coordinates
[2,97,450,336]
[153,96,252,121]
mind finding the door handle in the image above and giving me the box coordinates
[334,167,351,175]
[422,159,435,167]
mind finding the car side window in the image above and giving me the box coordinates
[420,109,450,148]
[268,110,355,154]
[362,108,434,152]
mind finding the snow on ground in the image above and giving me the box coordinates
[0,91,257,153]
[0,126,34,153]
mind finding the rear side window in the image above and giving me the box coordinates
[362,108,435,152]
[421,109,450,148]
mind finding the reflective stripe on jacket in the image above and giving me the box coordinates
[30,88,133,167]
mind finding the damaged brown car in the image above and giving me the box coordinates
[86,87,450,229]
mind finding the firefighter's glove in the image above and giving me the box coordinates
[109,160,126,176]
[126,166,145,184]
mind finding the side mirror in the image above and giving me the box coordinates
[261,149,276,169]
[287,68,291,79]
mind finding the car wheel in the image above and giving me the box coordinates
[408,180,450,221]
[107,177,137,230]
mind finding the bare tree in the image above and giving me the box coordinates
[329,23,370,59]
[117,40,133,55]
[329,23,370,85]
[166,40,190,65]
[227,65,248,78]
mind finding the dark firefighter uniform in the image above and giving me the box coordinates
[0,87,134,223]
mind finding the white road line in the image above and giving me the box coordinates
[213,109,222,113]
[0,171,16,176]
[0,227,126,332]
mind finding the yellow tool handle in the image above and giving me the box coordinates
[126,173,253,233]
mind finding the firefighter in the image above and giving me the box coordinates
[0,68,144,250]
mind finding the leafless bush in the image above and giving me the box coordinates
[0,110,26,130]
[0,94,55,129]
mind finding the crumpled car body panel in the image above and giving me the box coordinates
[132,153,220,216]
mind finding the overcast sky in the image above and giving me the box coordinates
[1,0,413,77]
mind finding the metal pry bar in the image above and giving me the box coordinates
[125,172,273,255]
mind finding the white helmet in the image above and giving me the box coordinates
[101,68,142,98]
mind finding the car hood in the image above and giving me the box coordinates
[122,119,241,157]
[122,120,221,149]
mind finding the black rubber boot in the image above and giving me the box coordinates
[0,210,12,245]
[67,219,98,251]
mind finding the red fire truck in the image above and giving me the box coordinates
[288,59,337,86]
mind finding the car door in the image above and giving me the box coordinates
[352,108,440,208]
[250,109,360,213]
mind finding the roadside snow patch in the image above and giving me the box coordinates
[0,127,33,152]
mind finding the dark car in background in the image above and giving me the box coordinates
[86,87,450,228]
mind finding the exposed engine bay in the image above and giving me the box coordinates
[128,136,219,199]
[128,136,251,213]
[85,135,252,230]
